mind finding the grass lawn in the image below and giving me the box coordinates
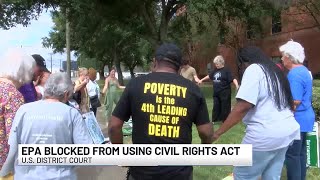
[100,79,320,180]
[192,85,320,180]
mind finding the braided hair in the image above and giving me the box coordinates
[238,46,294,111]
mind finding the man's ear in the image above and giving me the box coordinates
[151,58,157,72]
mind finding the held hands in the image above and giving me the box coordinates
[212,133,220,142]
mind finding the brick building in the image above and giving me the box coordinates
[192,4,320,79]
[185,3,320,78]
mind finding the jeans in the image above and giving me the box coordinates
[285,132,307,180]
[233,146,288,180]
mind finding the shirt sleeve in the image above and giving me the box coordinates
[112,81,132,122]
[287,72,303,101]
[226,69,233,83]
[236,64,261,106]
[209,71,214,80]
[72,110,93,144]
[1,106,25,176]
[194,93,210,126]
[192,68,197,77]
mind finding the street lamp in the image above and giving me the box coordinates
[49,53,54,72]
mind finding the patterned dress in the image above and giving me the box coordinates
[0,81,24,168]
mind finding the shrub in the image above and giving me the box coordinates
[312,85,320,122]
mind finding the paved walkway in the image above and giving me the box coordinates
[76,106,128,180]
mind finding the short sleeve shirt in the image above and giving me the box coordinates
[236,64,300,151]
[180,66,197,82]
[209,67,233,94]
[18,82,37,103]
[5,101,93,179]
[112,72,210,179]
[287,66,315,132]
[0,81,24,167]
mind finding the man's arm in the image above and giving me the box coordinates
[214,99,252,140]
[108,116,124,144]
[233,79,239,90]
[199,75,210,83]
[196,123,214,144]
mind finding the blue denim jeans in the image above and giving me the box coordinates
[233,146,288,180]
[285,132,307,180]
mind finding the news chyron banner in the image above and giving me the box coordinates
[19,144,252,166]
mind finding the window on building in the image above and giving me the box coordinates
[272,11,282,34]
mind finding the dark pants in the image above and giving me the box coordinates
[285,132,307,180]
[90,107,97,117]
[212,88,231,122]
[127,170,193,180]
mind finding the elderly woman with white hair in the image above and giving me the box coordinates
[0,72,93,179]
[199,55,239,123]
[0,49,35,179]
[279,40,315,180]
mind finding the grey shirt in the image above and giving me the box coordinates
[0,100,93,180]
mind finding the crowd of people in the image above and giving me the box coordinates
[0,39,316,180]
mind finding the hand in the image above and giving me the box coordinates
[213,133,220,142]
[197,80,202,85]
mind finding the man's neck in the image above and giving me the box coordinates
[155,68,177,74]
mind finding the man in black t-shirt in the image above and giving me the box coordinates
[109,43,214,180]
[199,55,239,123]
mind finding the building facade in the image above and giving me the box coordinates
[193,4,320,79]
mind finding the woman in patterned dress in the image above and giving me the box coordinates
[0,49,35,179]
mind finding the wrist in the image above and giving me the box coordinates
[215,129,224,137]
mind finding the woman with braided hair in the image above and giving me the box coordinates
[213,46,300,180]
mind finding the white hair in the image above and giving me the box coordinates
[279,40,305,64]
[0,48,35,85]
[78,67,88,77]
[213,55,225,66]
[44,72,74,101]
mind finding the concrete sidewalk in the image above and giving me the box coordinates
[76,107,128,180]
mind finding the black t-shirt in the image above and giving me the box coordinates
[209,67,233,94]
[112,72,210,180]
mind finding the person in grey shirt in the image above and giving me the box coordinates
[0,72,93,180]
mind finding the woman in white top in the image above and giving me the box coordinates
[213,46,300,180]
[86,68,101,116]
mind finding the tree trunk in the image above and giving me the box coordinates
[129,67,135,78]
[66,8,71,78]
[100,63,106,79]
[114,51,124,85]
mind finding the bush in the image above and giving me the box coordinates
[312,82,320,122]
